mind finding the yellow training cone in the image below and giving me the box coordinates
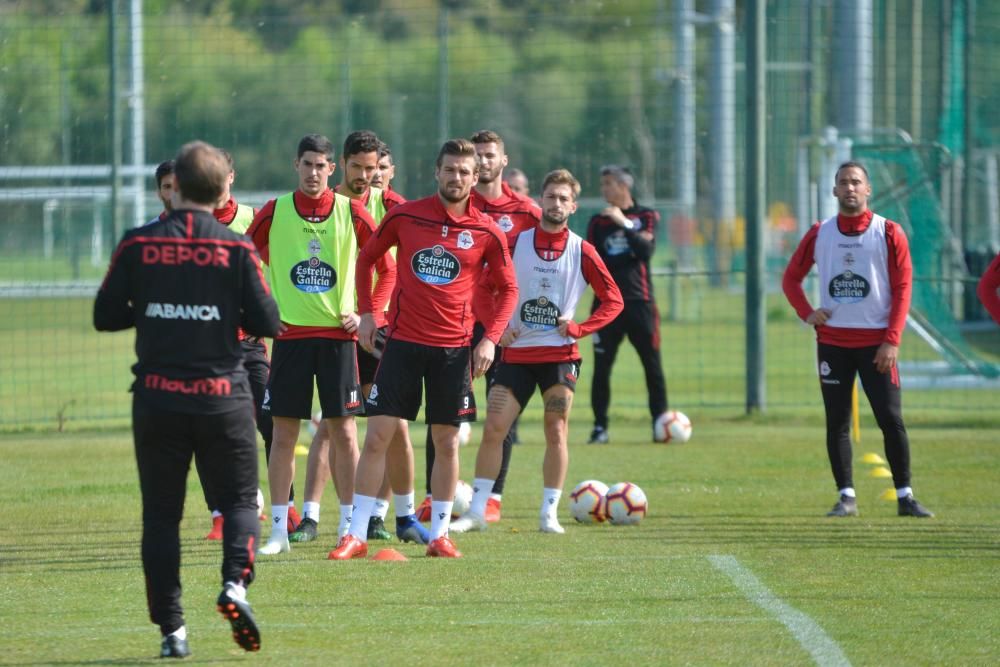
[294,445,309,456]
[879,488,897,501]
[869,466,892,478]
[861,452,886,465]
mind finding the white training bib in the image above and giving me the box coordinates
[814,214,892,328]
[508,228,588,349]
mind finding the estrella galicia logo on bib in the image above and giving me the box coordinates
[520,296,561,330]
[412,245,460,285]
[828,270,870,304]
[291,256,335,293]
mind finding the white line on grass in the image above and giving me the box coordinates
[707,555,851,667]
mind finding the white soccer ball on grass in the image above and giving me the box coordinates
[569,480,610,523]
[605,482,648,525]
[451,480,473,517]
[654,410,692,443]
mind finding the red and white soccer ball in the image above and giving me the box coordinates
[569,480,610,523]
[654,410,692,443]
[451,480,473,518]
[605,482,648,525]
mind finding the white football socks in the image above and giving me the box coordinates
[373,498,390,520]
[896,486,912,499]
[838,487,856,499]
[470,478,494,517]
[393,492,416,518]
[303,501,321,522]
[269,504,289,539]
[348,496,374,541]
[429,500,454,541]
[338,504,353,538]
[541,487,562,520]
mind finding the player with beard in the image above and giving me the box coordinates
[416,130,540,526]
[451,169,622,534]
[291,131,427,546]
[329,138,517,560]
[783,161,933,518]
[146,160,175,225]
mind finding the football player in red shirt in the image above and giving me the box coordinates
[329,139,518,559]
[417,130,541,525]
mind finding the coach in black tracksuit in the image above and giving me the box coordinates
[94,141,280,658]
[586,165,668,444]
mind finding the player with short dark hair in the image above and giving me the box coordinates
[371,142,396,191]
[247,133,395,555]
[416,129,541,525]
[292,131,427,546]
[451,168,623,535]
[95,140,280,657]
[329,138,518,560]
[783,160,934,518]
[586,164,669,444]
[147,159,175,225]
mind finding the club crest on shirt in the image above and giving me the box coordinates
[457,230,474,250]
[497,215,514,233]
[828,270,870,304]
[604,232,630,256]
[412,245,461,285]
[520,296,561,330]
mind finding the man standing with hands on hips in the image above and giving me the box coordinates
[783,161,934,519]
[94,141,280,657]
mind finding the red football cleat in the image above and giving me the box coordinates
[205,515,224,540]
[485,498,502,523]
[426,536,462,558]
[415,496,432,522]
[327,534,368,560]
[287,505,301,533]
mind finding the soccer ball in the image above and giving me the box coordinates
[458,421,472,446]
[654,410,692,443]
[569,480,610,523]
[605,482,648,525]
[452,480,473,517]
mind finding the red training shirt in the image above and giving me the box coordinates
[356,194,517,348]
[471,181,542,326]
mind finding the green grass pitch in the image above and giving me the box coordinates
[2,407,998,664]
